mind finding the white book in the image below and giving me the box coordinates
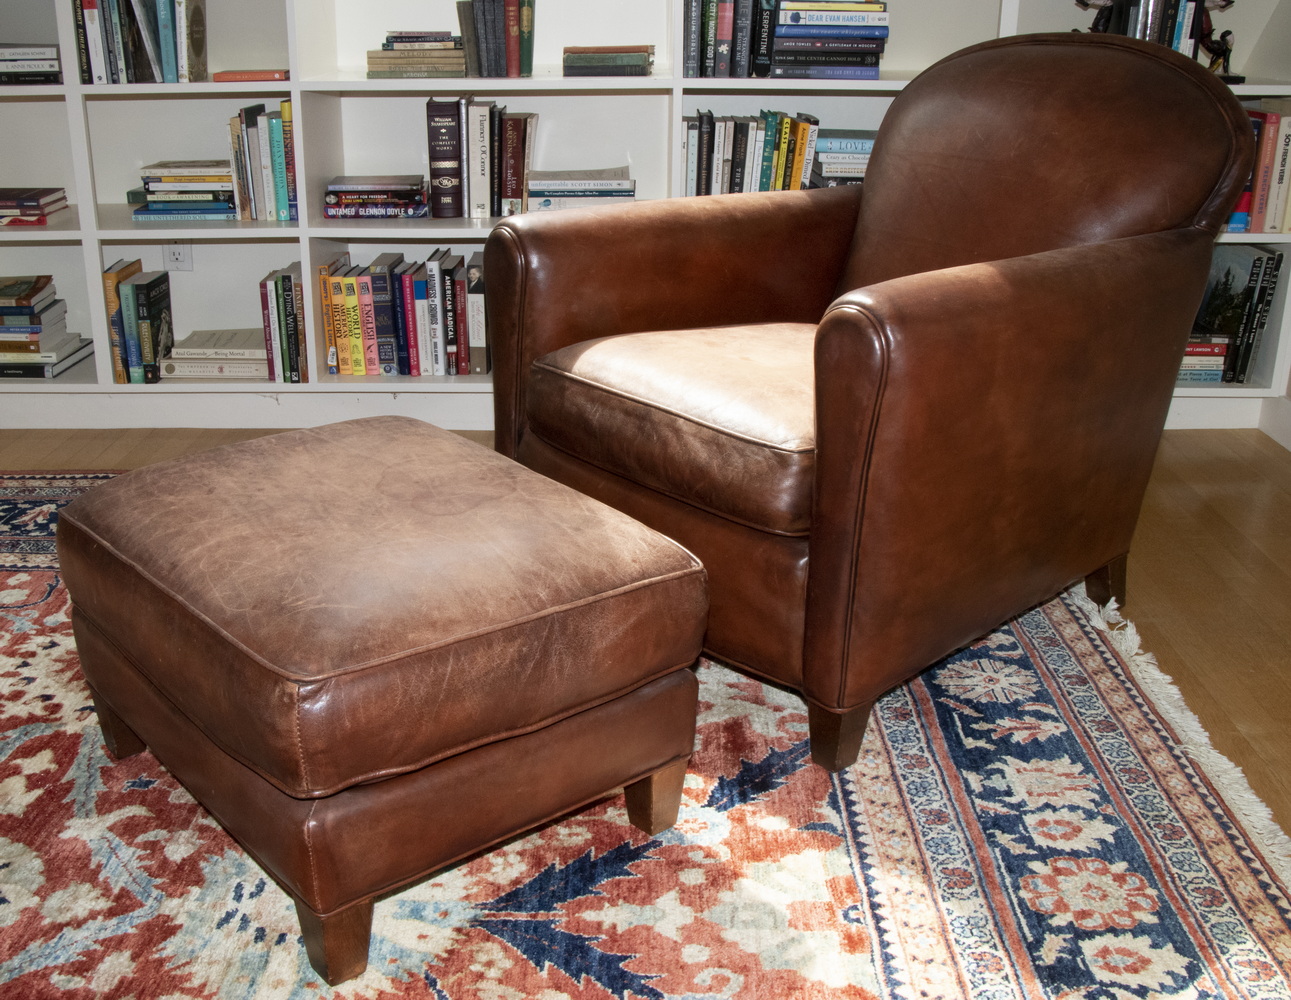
[257,111,278,222]
[425,251,446,376]
[171,327,268,359]
[82,0,109,84]
[467,100,494,220]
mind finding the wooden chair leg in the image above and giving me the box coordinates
[808,700,874,772]
[295,897,374,987]
[623,758,689,835]
[1085,553,1128,609]
[90,691,146,759]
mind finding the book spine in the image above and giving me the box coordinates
[466,256,488,374]
[396,269,419,376]
[119,282,142,382]
[71,0,93,84]
[329,272,349,374]
[281,268,301,383]
[341,271,364,375]
[425,257,446,375]
[732,0,754,78]
[468,101,493,219]
[441,266,458,375]
[268,114,291,222]
[257,112,278,221]
[367,262,401,375]
[426,100,465,217]
[135,282,159,383]
[504,0,521,77]
[280,100,298,221]
[356,272,382,375]
[156,0,178,82]
[703,0,719,76]
[518,0,535,76]
[257,275,277,381]
[684,0,702,77]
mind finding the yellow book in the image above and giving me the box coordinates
[329,271,352,374]
[773,114,794,190]
[341,266,365,375]
[787,114,818,191]
[316,251,349,375]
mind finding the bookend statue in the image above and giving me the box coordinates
[1074,0,1243,84]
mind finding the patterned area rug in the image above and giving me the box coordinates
[2,473,1290,999]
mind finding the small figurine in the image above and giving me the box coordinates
[1197,0,1244,83]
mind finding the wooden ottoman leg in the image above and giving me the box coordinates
[624,758,689,835]
[295,897,374,987]
[90,690,146,759]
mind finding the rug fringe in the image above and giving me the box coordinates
[1072,585,1291,890]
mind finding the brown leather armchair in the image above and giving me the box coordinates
[484,33,1254,771]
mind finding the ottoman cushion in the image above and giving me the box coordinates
[56,416,707,799]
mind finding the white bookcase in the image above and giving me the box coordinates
[2,0,1290,447]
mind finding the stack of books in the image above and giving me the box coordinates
[454,0,535,77]
[769,1,887,80]
[686,110,829,195]
[367,31,467,78]
[808,128,876,188]
[318,249,490,378]
[682,0,887,78]
[323,176,430,220]
[132,161,236,222]
[70,0,207,84]
[562,46,654,77]
[0,187,69,227]
[0,42,61,85]
[162,327,269,380]
[0,275,93,380]
[1185,244,1285,386]
[228,101,298,222]
[527,166,636,212]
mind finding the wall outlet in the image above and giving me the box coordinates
[164,242,192,271]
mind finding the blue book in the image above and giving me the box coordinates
[118,279,143,382]
[155,0,178,82]
[267,112,291,222]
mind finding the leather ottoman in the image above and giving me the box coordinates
[55,416,707,986]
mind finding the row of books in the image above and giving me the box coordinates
[684,0,889,80]
[425,97,538,218]
[0,187,69,228]
[100,260,171,382]
[69,0,207,85]
[318,250,489,378]
[0,275,93,380]
[0,42,62,85]
[1085,0,1211,57]
[1227,101,1291,235]
[1184,244,1284,386]
[456,0,535,78]
[684,112,873,195]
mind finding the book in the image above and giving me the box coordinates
[438,252,463,374]
[159,357,270,378]
[468,98,496,219]
[315,252,350,375]
[101,258,142,383]
[0,339,93,379]
[424,250,449,375]
[448,256,470,375]
[170,327,267,359]
[212,68,289,81]
[279,262,304,382]
[267,110,291,222]
[519,0,534,76]
[173,0,207,81]
[257,109,279,222]
[0,188,67,209]
[258,268,283,381]
[0,299,68,329]
[356,270,383,375]
[367,252,405,375]
[0,276,56,309]
[1236,247,1283,384]
[1248,109,1280,233]
[426,98,466,217]
[127,270,172,383]
[465,251,489,374]
[0,328,78,360]
[328,267,352,375]
[340,266,365,375]
[117,276,142,382]
[1191,244,1265,382]
[392,261,418,375]
[155,0,178,82]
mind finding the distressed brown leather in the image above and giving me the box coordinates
[485,34,1254,756]
[57,416,707,798]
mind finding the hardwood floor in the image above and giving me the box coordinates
[3,426,1288,838]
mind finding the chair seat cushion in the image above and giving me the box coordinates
[56,417,707,799]
[527,323,818,535]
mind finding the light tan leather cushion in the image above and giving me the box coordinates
[527,323,818,536]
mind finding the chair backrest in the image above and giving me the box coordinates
[836,32,1255,293]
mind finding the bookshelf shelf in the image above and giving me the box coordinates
[1,0,1289,446]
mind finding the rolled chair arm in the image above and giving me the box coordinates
[484,186,864,457]
[803,227,1216,713]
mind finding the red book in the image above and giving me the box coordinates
[212,69,289,81]
[504,0,521,77]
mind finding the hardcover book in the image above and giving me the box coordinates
[426,98,466,217]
